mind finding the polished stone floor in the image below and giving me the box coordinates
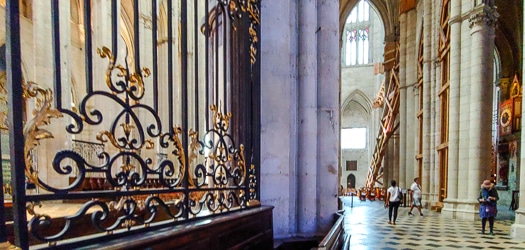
[340,196,525,250]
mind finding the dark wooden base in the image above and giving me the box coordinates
[71,206,274,250]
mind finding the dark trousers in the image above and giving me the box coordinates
[388,201,400,222]
[482,217,495,232]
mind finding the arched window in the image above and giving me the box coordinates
[344,0,370,66]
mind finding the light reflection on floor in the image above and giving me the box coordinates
[340,196,525,250]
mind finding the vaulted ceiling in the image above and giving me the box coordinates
[339,0,523,79]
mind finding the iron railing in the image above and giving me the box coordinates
[1,0,260,248]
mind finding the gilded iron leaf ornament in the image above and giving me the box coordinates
[23,82,64,186]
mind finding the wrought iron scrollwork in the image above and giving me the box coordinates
[22,44,252,244]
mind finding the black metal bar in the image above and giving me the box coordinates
[24,186,243,202]
[111,0,118,61]
[205,0,209,130]
[249,0,261,201]
[229,16,234,119]
[6,0,29,248]
[152,0,158,111]
[214,7,219,108]
[52,0,62,110]
[133,0,140,74]
[181,0,190,221]
[223,14,228,114]
[84,0,93,93]
[167,0,173,134]
[238,13,251,207]
[194,0,199,128]
[72,139,105,146]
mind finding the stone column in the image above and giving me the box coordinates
[297,0,318,235]
[430,0,440,205]
[442,0,461,218]
[466,4,497,219]
[316,0,339,233]
[510,0,525,240]
[405,9,417,189]
[260,0,299,239]
[456,0,473,207]
[398,11,407,189]
[421,0,433,205]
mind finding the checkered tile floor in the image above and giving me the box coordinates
[340,197,525,250]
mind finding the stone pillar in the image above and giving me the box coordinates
[260,0,299,239]
[456,0,472,206]
[421,0,433,205]
[405,9,417,189]
[297,0,318,235]
[398,11,407,189]
[316,0,339,232]
[465,4,497,219]
[430,0,440,205]
[510,0,525,240]
[261,0,339,239]
[442,0,461,218]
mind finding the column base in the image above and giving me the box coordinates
[442,198,479,220]
[511,208,525,240]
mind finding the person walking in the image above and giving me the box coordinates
[385,180,402,225]
[408,177,424,217]
[478,179,499,235]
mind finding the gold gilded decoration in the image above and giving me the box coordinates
[238,145,246,183]
[0,71,8,129]
[247,199,261,207]
[2,241,23,250]
[26,201,43,217]
[510,74,521,98]
[171,127,186,184]
[23,82,64,187]
[209,105,234,171]
[97,46,150,97]
[96,130,120,148]
[211,105,231,132]
[248,163,257,200]
[218,0,259,66]
[247,0,260,66]
[97,46,127,92]
[119,163,135,172]
[188,129,199,187]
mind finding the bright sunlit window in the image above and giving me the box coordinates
[343,0,370,66]
[341,128,366,149]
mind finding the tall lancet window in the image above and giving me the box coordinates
[344,0,370,66]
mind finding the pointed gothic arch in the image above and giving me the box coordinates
[339,0,393,43]
[342,89,373,116]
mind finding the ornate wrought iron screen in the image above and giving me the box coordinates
[2,0,260,248]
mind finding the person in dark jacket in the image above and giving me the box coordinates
[478,180,499,235]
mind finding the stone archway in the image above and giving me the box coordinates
[347,174,356,189]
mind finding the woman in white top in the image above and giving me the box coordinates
[385,180,402,225]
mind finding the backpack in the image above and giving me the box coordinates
[396,187,403,203]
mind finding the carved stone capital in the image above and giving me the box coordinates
[469,5,499,28]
